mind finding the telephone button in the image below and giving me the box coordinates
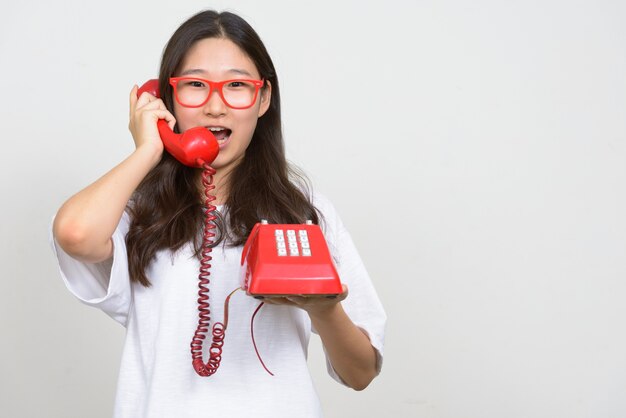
[277,248,287,256]
[301,241,310,249]
[277,241,286,249]
[302,248,312,256]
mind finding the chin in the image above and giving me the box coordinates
[208,153,239,171]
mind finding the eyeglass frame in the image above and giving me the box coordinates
[169,77,265,109]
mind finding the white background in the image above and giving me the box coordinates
[1,0,625,417]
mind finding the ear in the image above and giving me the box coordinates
[257,80,272,118]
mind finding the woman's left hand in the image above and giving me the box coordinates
[261,284,349,317]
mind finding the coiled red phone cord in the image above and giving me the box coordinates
[190,162,227,377]
[190,162,273,377]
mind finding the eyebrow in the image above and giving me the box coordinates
[179,68,255,77]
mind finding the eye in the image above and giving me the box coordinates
[227,80,246,88]
[184,79,206,88]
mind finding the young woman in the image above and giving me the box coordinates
[52,10,385,418]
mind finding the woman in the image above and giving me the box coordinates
[52,10,385,418]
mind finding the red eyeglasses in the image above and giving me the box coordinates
[170,77,265,109]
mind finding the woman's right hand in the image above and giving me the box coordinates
[128,85,177,157]
[53,86,178,263]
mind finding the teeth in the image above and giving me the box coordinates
[206,126,230,143]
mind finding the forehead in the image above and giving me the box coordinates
[178,37,260,79]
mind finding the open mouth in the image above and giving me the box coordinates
[207,127,232,146]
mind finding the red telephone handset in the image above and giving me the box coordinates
[136,79,219,167]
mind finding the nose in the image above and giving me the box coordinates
[202,89,227,116]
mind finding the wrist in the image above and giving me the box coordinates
[308,301,343,323]
[134,142,163,169]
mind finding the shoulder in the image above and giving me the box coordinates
[120,210,132,234]
[311,191,339,220]
[310,192,346,251]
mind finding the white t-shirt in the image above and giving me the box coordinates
[51,194,386,418]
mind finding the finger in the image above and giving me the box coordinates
[155,108,176,129]
[129,85,138,117]
[285,295,307,305]
[164,110,177,131]
[136,91,158,109]
[334,284,349,302]
[263,297,296,306]
[167,117,177,131]
[150,109,177,124]
[263,296,287,304]
[136,94,167,111]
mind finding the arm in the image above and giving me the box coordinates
[264,286,379,391]
[53,86,175,263]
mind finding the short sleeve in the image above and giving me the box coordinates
[50,212,132,327]
[312,194,387,384]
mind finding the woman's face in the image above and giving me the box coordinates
[173,37,271,171]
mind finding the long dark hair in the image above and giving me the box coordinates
[126,10,319,287]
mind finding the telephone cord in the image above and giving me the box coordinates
[251,302,274,376]
[190,162,226,377]
[190,162,273,377]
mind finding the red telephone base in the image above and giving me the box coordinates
[241,222,343,297]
